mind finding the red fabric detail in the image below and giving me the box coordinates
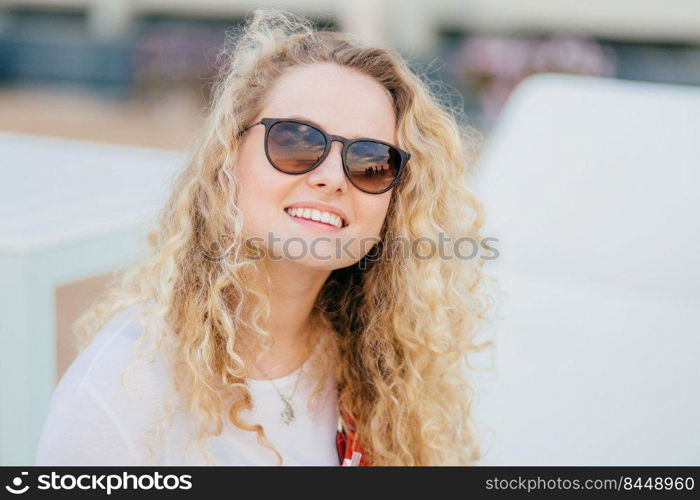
[335,428,345,464]
[336,410,369,466]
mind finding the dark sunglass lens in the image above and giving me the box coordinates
[346,141,400,193]
[267,121,326,173]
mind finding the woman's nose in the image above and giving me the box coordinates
[306,141,349,193]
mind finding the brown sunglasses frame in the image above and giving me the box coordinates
[242,117,410,194]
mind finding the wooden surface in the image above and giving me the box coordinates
[0,87,205,150]
[54,272,116,383]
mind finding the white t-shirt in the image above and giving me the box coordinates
[35,305,340,466]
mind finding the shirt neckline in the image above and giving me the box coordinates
[245,340,320,390]
[245,359,307,390]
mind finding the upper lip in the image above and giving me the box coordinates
[284,201,350,227]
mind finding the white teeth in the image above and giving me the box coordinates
[285,207,344,228]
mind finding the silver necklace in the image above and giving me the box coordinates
[238,339,308,425]
[265,363,305,425]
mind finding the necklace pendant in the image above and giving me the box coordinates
[280,397,296,425]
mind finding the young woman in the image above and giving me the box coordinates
[35,8,494,466]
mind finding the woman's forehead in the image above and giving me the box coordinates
[260,67,397,143]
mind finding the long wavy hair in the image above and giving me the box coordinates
[74,8,496,465]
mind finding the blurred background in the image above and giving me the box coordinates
[2,0,700,144]
[1,0,699,466]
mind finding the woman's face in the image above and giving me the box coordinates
[236,63,398,270]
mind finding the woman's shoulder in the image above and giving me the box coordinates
[36,303,178,465]
[60,303,175,398]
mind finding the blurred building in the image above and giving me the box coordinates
[1,0,700,142]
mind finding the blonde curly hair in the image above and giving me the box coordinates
[75,7,496,465]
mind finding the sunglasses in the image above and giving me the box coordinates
[242,117,410,194]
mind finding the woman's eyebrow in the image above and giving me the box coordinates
[287,114,324,129]
[286,115,364,140]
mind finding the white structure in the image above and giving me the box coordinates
[0,133,184,465]
[471,74,700,464]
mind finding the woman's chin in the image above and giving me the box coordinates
[284,256,353,271]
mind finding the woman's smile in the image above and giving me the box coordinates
[285,208,344,232]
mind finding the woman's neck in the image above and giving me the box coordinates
[241,258,331,380]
